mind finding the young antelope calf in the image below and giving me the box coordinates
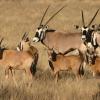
[16,32,39,76]
[0,49,36,79]
[17,32,38,67]
[0,38,37,79]
[48,50,84,82]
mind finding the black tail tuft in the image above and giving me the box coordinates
[79,63,84,76]
[48,60,54,71]
[30,62,37,76]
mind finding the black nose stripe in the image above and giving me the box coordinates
[83,30,87,35]
[35,32,39,37]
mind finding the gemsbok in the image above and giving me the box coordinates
[33,6,99,56]
[48,49,84,82]
[17,32,39,71]
[75,9,100,55]
[0,38,37,79]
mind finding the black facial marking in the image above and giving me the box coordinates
[0,48,6,59]
[48,60,54,71]
[83,28,94,43]
[35,32,39,37]
[51,51,57,61]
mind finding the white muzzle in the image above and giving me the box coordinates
[81,35,86,40]
[33,37,39,42]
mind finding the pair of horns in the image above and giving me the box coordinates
[39,5,67,27]
[22,32,28,40]
[81,8,100,27]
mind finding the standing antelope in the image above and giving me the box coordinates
[0,38,37,79]
[76,9,100,57]
[17,32,39,72]
[48,49,84,82]
[33,6,99,56]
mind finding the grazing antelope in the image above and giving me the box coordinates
[48,49,84,82]
[0,38,37,79]
[33,6,99,57]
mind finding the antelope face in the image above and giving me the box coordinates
[79,9,100,49]
[33,25,48,42]
[81,27,95,48]
[81,27,90,41]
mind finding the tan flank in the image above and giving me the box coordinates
[86,56,100,77]
[48,50,84,82]
[0,38,38,79]
[0,49,35,78]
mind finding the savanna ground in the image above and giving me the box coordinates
[0,0,100,100]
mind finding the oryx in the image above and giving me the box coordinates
[32,6,99,56]
[17,32,38,57]
[76,9,100,49]
[48,49,84,82]
[33,5,80,54]
[16,32,39,74]
[0,38,37,79]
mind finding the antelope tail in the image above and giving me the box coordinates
[30,52,39,76]
[79,62,84,76]
[48,60,54,71]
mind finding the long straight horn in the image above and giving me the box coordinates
[22,32,28,40]
[39,5,50,26]
[81,10,85,27]
[87,8,100,27]
[0,38,4,46]
[44,5,67,26]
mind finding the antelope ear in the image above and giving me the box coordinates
[92,24,100,31]
[92,25,95,28]
[74,25,79,29]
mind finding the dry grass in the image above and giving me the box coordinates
[0,68,100,100]
[0,0,100,100]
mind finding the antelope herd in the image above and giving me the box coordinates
[0,6,100,83]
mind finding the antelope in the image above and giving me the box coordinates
[90,57,100,77]
[33,6,99,57]
[0,38,37,79]
[48,49,84,82]
[17,32,39,70]
[76,9,100,56]
[84,49,100,77]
